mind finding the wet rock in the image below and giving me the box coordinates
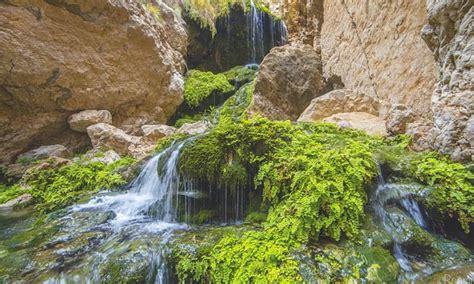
[323,112,388,136]
[177,121,211,135]
[0,194,32,211]
[385,104,415,135]
[16,145,71,164]
[68,110,113,133]
[426,262,474,283]
[298,89,380,122]
[142,124,177,142]
[250,44,324,120]
[0,0,187,164]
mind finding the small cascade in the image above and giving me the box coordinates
[247,0,287,63]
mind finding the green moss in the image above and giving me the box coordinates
[358,246,400,283]
[184,70,235,109]
[22,157,136,213]
[0,184,25,204]
[154,133,189,154]
[191,210,218,224]
[244,212,267,224]
[223,66,257,86]
[408,152,474,233]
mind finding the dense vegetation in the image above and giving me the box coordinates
[183,70,235,109]
[0,156,135,213]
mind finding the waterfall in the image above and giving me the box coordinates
[247,0,287,63]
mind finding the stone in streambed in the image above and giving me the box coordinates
[141,124,177,142]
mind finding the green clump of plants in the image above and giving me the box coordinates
[223,66,257,86]
[0,184,25,204]
[408,152,474,233]
[184,70,235,109]
[22,157,136,213]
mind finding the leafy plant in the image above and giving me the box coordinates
[184,70,235,109]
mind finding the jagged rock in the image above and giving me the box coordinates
[0,193,33,211]
[68,110,113,133]
[421,1,473,161]
[17,145,71,163]
[405,120,434,152]
[385,104,415,135]
[298,89,380,122]
[0,0,187,164]
[323,112,388,136]
[263,0,437,118]
[177,121,211,135]
[87,123,139,156]
[141,124,177,142]
[250,44,324,120]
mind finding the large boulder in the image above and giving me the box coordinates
[323,112,388,136]
[298,89,380,122]
[250,44,325,120]
[68,110,113,133]
[421,1,473,161]
[0,0,187,164]
[87,123,152,158]
[385,104,415,135]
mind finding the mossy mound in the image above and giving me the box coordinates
[184,70,235,109]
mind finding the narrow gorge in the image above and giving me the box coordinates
[0,0,473,283]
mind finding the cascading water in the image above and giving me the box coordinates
[371,166,472,282]
[247,0,287,63]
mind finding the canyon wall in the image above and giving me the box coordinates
[0,0,187,164]
[264,0,472,161]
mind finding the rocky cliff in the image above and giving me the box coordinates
[263,0,472,161]
[0,0,187,164]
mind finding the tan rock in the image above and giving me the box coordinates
[323,112,388,136]
[177,121,211,135]
[68,110,113,133]
[87,123,141,156]
[298,89,380,122]
[142,124,177,141]
[263,0,437,118]
[90,150,122,165]
[422,1,473,161]
[386,104,415,135]
[0,0,187,164]
[250,44,325,120]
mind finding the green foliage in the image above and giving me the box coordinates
[0,184,25,204]
[223,66,257,85]
[184,70,235,109]
[218,81,254,124]
[154,133,189,154]
[23,157,136,212]
[244,211,267,224]
[408,152,474,232]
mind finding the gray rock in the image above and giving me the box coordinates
[68,110,113,133]
[177,121,210,135]
[17,145,71,164]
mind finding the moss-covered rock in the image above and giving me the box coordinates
[184,70,235,109]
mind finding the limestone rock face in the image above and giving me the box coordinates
[17,145,71,162]
[422,0,473,161]
[86,123,152,158]
[298,89,380,122]
[142,124,177,142]
[0,0,187,164]
[263,0,437,118]
[250,44,324,120]
[68,110,113,133]
[323,112,388,136]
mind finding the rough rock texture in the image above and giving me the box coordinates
[386,104,415,135]
[298,89,380,122]
[323,112,388,136]
[17,145,71,162]
[263,0,437,118]
[422,0,473,161]
[141,124,177,142]
[0,0,187,164]
[177,121,211,135]
[86,123,153,158]
[68,110,113,133]
[250,44,324,120]
[0,193,33,211]
[90,150,121,165]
